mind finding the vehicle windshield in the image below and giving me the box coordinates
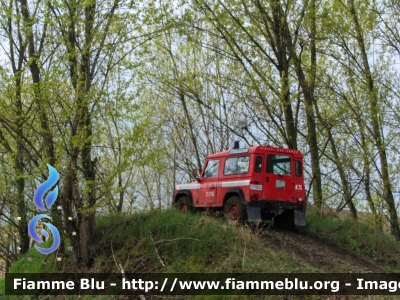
[203,160,219,178]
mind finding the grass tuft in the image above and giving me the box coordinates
[3,208,397,299]
[306,206,400,271]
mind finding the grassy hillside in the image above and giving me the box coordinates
[306,207,400,272]
[1,208,400,299]
[91,210,317,274]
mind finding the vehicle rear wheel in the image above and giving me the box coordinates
[175,196,193,212]
[224,196,246,224]
[274,209,295,230]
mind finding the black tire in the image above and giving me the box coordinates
[224,196,247,224]
[175,196,193,212]
[274,209,295,230]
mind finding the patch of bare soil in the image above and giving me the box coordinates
[259,228,386,273]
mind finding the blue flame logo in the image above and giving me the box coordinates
[28,165,61,255]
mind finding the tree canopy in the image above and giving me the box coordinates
[1,0,400,270]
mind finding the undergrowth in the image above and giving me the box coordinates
[2,208,398,299]
[306,206,400,271]
[1,209,314,299]
[92,209,313,274]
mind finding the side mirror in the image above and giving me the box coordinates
[193,168,199,180]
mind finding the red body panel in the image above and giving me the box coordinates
[174,146,306,209]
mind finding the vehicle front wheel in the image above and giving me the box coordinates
[224,196,247,224]
[175,196,193,212]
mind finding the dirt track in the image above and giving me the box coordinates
[260,228,386,273]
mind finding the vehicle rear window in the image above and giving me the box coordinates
[254,156,262,173]
[295,160,302,177]
[267,155,291,175]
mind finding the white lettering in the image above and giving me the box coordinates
[14,278,21,289]
[81,279,90,289]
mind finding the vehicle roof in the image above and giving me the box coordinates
[206,145,303,159]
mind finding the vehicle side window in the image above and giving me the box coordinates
[254,156,262,173]
[203,160,219,178]
[267,155,291,175]
[295,160,302,177]
[224,156,250,175]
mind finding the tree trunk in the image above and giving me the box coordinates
[348,0,399,237]
[15,75,30,254]
[327,128,357,219]
[278,0,323,209]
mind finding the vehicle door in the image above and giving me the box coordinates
[199,159,220,206]
[250,155,264,196]
[263,154,294,202]
[220,155,252,203]
[293,159,306,203]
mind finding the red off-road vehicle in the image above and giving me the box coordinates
[174,143,306,228]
